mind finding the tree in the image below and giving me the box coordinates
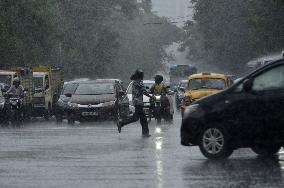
[0,0,59,68]
[183,0,284,74]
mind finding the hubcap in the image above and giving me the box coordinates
[202,128,224,154]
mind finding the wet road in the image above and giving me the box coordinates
[0,113,284,188]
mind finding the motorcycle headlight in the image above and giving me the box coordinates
[68,102,78,108]
[155,96,161,100]
[10,100,18,106]
[102,101,115,107]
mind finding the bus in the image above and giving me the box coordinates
[169,64,197,90]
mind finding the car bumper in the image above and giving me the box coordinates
[69,105,116,121]
[180,118,202,146]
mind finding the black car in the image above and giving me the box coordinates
[66,80,129,124]
[175,80,187,109]
[181,59,284,159]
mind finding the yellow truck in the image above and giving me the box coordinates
[32,66,63,119]
[181,73,232,117]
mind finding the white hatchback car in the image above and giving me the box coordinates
[126,80,174,118]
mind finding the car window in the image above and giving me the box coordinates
[75,83,114,95]
[188,78,226,90]
[33,76,44,92]
[252,65,284,91]
[63,83,78,94]
[127,82,133,94]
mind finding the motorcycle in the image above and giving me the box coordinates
[150,93,173,123]
[4,94,24,126]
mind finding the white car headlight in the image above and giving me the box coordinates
[68,102,78,108]
[184,104,203,118]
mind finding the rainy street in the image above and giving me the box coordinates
[0,111,283,188]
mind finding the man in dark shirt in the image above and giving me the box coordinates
[117,69,153,137]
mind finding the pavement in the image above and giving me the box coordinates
[0,112,283,188]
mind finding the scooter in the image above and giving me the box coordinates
[150,93,173,123]
[5,94,24,126]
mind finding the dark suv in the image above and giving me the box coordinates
[181,59,284,159]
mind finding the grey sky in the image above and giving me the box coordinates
[151,0,193,27]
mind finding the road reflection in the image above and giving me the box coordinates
[183,156,284,187]
[155,126,164,188]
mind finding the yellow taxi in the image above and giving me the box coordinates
[181,73,231,115]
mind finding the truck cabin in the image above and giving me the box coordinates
[33,72,50,93]
[0,70,17,88]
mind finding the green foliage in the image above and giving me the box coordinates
[0,0,181,82]
[183,0,284,73]
[0,0,59,68]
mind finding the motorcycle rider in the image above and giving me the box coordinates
[6,77,24,98]
[149,75,169,120]
[117,69,154,137]
[150,75,167,95]
[5,77,25,124]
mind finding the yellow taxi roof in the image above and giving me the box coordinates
[188,73,228,80]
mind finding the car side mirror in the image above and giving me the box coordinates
[243,79,253,92]
[65,93,72,97]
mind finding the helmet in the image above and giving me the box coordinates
[13,77,20,85]
[154,75,163,84]
[131,69,144,80]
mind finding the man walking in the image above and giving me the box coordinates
[117,69,153,137]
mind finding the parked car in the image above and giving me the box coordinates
[180,73,232,117]
[126,80,174,120]
[66,80,129,124]
[175,80,188,109]
[181,59,284,159]
[55,81,80,122]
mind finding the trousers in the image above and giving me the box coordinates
[122,105,149,135]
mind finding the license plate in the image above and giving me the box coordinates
[82,111,98,116]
